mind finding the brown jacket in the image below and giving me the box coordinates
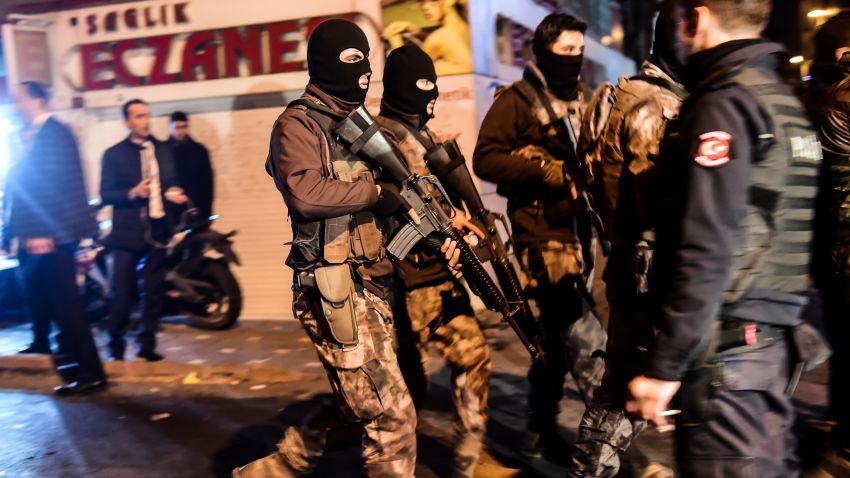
[472,63,586,247]
[267,83,379,220]
[266,84,393,295]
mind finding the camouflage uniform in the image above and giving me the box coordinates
[278,286,416,476]
[399,280,492,477]
[376,110,492,477]
[570,62,683,477]
[236,79,417,477]
[521,241,607,433]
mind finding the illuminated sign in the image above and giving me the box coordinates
[78,14,353,91]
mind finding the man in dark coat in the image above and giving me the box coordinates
[5,81,106,395]
[168,111,214,220]
[100,99,187,362]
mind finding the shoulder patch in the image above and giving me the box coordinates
[695,131,732,168]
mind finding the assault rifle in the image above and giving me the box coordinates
[425,139,545,363]
[533,87,609,256]
[333,106,545,363]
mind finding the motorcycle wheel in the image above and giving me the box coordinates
[186,261,242,330]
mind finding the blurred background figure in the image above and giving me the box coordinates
[810,10,850,473]
[168,111,215,221]
[100,99,187,363]
[4,81,106,395]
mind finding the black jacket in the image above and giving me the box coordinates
[169,135,214,219]
[473,65,581,247]
[647,41,794,381]
[99,137,178,250]
[6,116,96,244]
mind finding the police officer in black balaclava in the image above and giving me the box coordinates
[306,18,373,104]
[381,44,439,124]
[377,44,496,478]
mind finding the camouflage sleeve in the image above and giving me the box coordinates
[580,83,617,227]
[579,82,616,167]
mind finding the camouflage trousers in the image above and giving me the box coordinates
[568,253,654,477]
[395,279,492,478]
[277,285,417,477]
[520,241,607,435]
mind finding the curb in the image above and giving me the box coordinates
[0,353,313,385]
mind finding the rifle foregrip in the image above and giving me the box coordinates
[445,228,506,312]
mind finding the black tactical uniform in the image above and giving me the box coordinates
[648,40,822,477]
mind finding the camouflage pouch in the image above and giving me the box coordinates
[351,212,383,261]
[315,264,358,347]
[323,216,351,264]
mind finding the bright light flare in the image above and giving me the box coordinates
[808,8,838,18]
[790,56,805,64]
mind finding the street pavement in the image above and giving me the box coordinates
[0,317,830,477]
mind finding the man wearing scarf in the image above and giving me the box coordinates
[376,44,493,477]
[473,13,607,463]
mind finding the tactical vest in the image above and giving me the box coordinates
[374,115,438,177]
[509,80,582,147]
[375,113,455,288]
[285,97,386,270]
[722,67,822,301]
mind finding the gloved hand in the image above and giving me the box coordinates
[541,160,567,188]
[372,182,408,217]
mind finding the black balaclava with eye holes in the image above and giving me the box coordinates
[382,45,439,124]
[307,19,372,104]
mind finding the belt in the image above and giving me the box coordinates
[716,318,786,355]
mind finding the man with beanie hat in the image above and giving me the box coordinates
[473,13,607,463]
[568,1,685,475]
[376,44,493,478]
[234,19,461,478]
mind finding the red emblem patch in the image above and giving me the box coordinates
[745,324,757,346]
[695,131,732,167]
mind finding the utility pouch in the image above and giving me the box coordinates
[323,215,351,264]
[351,212,383,261]
[786,321,831,394]
[314,264,358,347]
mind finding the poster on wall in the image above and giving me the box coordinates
[12,29,52,86]
[381,0,471,75]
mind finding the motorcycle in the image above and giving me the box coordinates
[78,209,243,330]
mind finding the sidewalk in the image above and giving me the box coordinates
[0,318,320,385]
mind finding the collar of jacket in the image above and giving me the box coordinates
[305,82,361,116]
[169,135,194,146]
[379,100,426,130]
[123,136,157,150]
[683,39,784,93]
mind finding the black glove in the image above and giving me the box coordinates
[373,182,408,217]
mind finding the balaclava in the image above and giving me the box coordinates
[534,42,583,101]
[307,19,372,103]
[382,45,439,124]
[650,0,685,84]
